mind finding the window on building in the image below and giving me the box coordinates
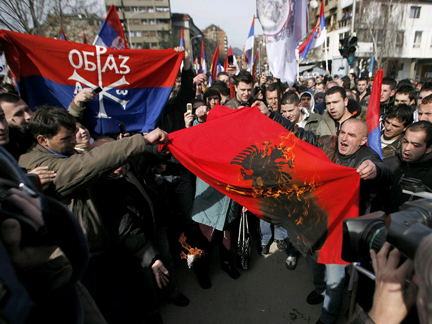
[135,31,142,37]
[136,44,142,49]
[130,43,136,49]
[155,7,169,12]
[148,7,154,13]
[414,31,422,48]
[141,19,147,25]
[123,6,130,12]
[410,6,421,18]
[150,31,156,37]
[132,19,140,25]
[142,31,149,37]
[149,19,155,25]
[131,7,138,12]
[139,7,147,12]
[376,29,383,47]
[325,0,329,5]
[151,42,158,49]
[396,31,404,48]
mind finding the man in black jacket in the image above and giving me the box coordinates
[259,105,391,324]
[384,121,432,213]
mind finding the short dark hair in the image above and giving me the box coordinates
[406,121,432,147]
[217,72,229,78]
[358,77,368,83]
[210,80,230,96]
[0,92,21,105]
[342,76,351,89]
[266,82,280,94]
[422,81,432,92]
[326,86,347,99]
[386,104,414,127]
[281,91,300,106]
[397,79,412,89]
[382,77,397,90]
[396,85,416,102]
[203,88,221,103]
[422,94,432,105]
[233,70,253,85]
[29,105,76,139]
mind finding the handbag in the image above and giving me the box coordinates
[237,212,251,270]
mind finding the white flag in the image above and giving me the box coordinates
[257,0,309,86]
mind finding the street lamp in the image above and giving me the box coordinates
[190,34,202,61]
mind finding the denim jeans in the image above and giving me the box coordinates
[306,257,346,324]
[260,220,287,245]
[260,220,298,256]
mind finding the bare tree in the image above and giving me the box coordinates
[0,0,48,35]
[0,0,104,39]
[356,0,405,74]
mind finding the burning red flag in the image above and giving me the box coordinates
[164,106,360,264]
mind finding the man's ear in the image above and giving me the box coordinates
[391,89,396,97]
[426,145,432,155]
[344,96,349,108]
[360,136,368,146]
[36,135,48,147]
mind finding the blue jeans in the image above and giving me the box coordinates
[306,257,346,324]
[260,220,287,245]
[260,220,298,256]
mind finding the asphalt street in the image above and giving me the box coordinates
[160,239,352,324]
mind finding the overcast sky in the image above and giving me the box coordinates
[170,0,263,49]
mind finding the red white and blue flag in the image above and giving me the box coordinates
[252,50,259,80]
[82,30,88,44]
[245,16,255,71]
[180,28,185,47]
[200,40,207,74]
[93,5,128,50]
[60,27,67,41]
[0,30,183,135]
[298,0,326,60]
[366,69,383,159]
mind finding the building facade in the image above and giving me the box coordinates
[305,0,432,81]
[106,0,171,49]
[202,24,228,55]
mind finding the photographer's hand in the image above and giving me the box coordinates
[368,242,417,324]
[1,188,56,271]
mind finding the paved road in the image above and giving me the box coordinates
[160,240,351,324]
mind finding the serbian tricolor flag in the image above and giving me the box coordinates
[298,0,326,60]
[366,69,384,159]
[245,15,254,71]
[180,28,185,47]
[60,27,67,41]
[200,40,207,74]
[93,5,128,49]
[165,106,359,264]
[0,30,183,135]
[82,30,88,44]
[193,56,199,74]
[209,45,220,85]
[252,50,259,80]
[224,45,233,72]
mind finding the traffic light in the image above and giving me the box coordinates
[339,35,358,64]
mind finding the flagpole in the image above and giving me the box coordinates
[324,31,329,72]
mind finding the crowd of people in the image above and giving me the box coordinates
[1,46,432,324]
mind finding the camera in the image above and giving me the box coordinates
[342,199,432,262]
[253,86,261,96]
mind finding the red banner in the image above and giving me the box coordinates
[165,106,360,264]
